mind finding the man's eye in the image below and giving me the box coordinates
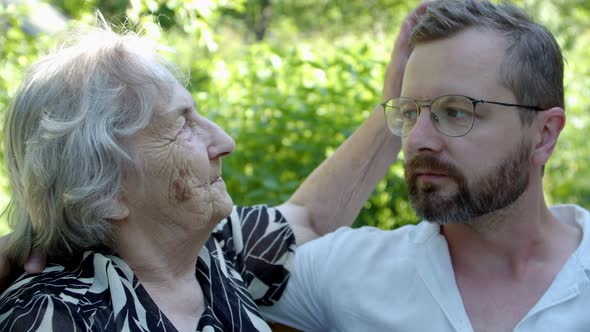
[444,108,469,119]
[401,109,418,121]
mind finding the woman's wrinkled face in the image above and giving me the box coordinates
[121,80,235,230]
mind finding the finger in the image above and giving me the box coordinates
[0,255,11,290]
[396,0,434,50]
[412,1,433,21]
[0,235,13,290]
[383,1,434,101]
[24,248,46,274]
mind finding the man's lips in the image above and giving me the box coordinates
[414,169,448,176]
[413,170,450,181]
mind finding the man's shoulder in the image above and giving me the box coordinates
[298,221,440,264]
[550,204,590,269]
[287,222,449,316]
[550,204,590,224]
[320,221,438,245]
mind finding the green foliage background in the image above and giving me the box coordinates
[1,0,589,235]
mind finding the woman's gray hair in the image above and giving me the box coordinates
[4,23,181,264]
[411,0,564,126]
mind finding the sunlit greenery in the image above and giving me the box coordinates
[1,0,589,235]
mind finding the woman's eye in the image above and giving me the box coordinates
[177,108,199,135]
[176,118,192,134]
[180,120,198,135]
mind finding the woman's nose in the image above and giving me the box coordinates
[206,119,235,160]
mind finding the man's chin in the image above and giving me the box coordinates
[413,188,456,204]
[410,192,465,225]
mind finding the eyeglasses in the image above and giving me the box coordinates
[381,94,545,137]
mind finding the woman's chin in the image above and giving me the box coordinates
[216,194,234,220]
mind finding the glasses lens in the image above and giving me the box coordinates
[384,98,419,137]
[431,95,475,137]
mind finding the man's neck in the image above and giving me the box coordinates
[440,187,582,332]
[442,188,581,277]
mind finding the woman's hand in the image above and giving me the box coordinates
[0,234,45,290]
[279,2,433,245]
[24,248,46,274]
[0,235,11,290]
[383,0,432,101]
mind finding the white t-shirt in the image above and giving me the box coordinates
[262,204,590,331]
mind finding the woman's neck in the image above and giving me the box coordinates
[111,214,216,332]
[111,214,214,285]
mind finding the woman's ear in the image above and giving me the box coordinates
[532,107,565,167]
[108,198,129,221]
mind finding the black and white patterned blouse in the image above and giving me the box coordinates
[0,205,295,332]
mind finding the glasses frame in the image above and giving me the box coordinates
[381,94,546,137]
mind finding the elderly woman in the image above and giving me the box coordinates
[0,18,403,332]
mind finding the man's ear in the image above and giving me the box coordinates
[108,197,129,221]
[533,107,565,166]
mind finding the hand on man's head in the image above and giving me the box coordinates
[382,0,432,102]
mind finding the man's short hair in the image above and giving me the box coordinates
[411,0,564,125]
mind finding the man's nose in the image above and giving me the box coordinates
[404,109,444,153]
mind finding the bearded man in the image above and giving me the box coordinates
[262,1,590,331]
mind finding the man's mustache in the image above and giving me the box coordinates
[404,154,462,181]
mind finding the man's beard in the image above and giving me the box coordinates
[404,140,531,225]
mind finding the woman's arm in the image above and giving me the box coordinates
[278,1,431,245]
[276,104,400,245]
